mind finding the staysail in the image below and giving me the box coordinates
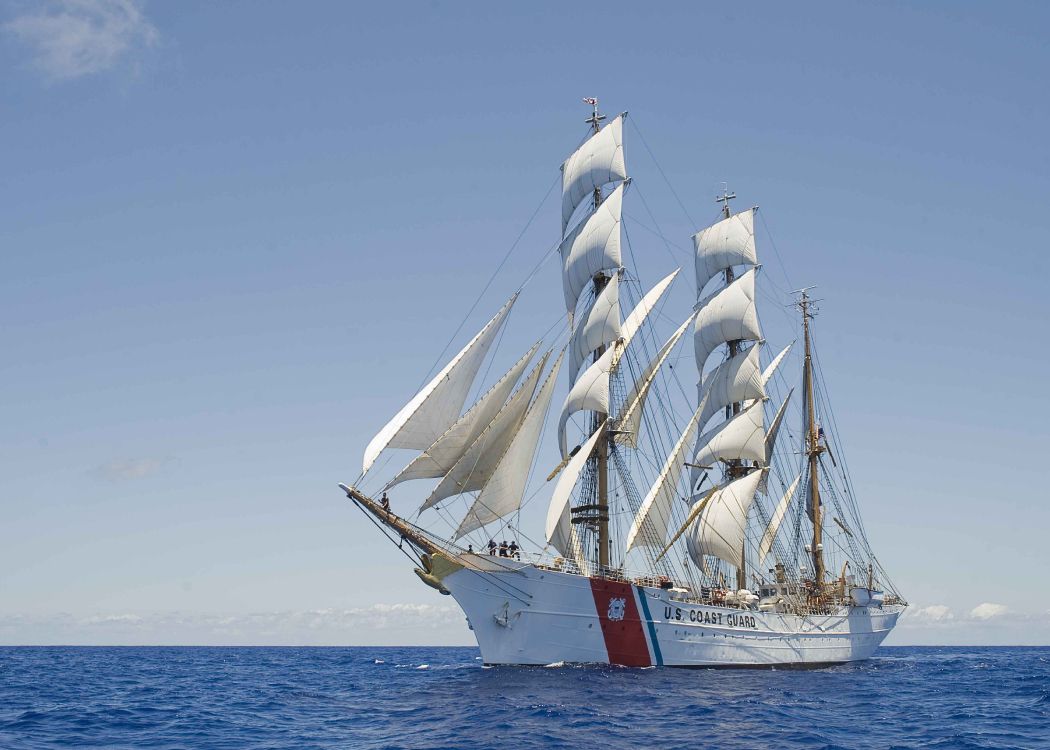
[546,420,607,557]
[454,353,563,538]
[625,396,708,553]
[757,472,802,564]
[420,351,548,511]
[615,313,694,448]
[387,342,539,488]
[362,295,517,474]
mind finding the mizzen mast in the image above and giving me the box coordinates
[798,288,827,590]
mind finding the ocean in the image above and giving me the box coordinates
[1,646,1047,749]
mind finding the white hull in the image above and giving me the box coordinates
[444,556,900,667]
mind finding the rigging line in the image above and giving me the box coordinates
[623,211,693,258]
[416,173,560,391]
[631,183,688,267]
[756,209,794,296]
[629,117,696,227]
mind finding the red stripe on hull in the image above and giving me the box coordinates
[588,578,652,667]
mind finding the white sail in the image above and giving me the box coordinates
[420,352,547,511]
[697,342,764,429]
[559,269,680,456]
[692,399,765,469]
[560,183,624,318]
[762,342,792,385]
[388,343,540,487]
[362,295,516,474]
[686,468,766,569]
[625,396,708,552]
[620,268,679,350]
[757,472,802,564]
[693,268,761,375]
[561,114,627,233]
[615,314,694,448]
[764,389,793,464]
[693,208,757,294]
[454,353,563,539]
[557,346,614,458]
[546,420,607,557]
[568,273,621,383]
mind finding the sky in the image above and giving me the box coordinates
[1,0,1049,647]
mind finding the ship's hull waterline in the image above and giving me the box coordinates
[444,555,900,667]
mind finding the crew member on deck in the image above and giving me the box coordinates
[499,541,509,557]
[488,539,497,555]
[509,541,519,560]
[467,544,474,554]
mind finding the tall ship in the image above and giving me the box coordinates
[341,100,905,667]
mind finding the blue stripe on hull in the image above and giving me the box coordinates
[635,586,663,666]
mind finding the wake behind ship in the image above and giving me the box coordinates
[341,100,905,667]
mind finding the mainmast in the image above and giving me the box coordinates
[586,97,611,570]
[715,185,749,590]
[799,289,826,589]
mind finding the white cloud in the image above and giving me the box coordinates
[4,0,158,81]
[969,602,1009,620]
[909,604,955,622]
[91,456,168,481]
[0,605,471,646]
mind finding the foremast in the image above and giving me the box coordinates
[584,98,612,570]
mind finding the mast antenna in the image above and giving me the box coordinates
[716,182,736,218]
[583,97,605,132]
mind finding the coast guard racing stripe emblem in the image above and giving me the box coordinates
[589,578,652,666]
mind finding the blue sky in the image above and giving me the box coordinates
[2,0,1048,646]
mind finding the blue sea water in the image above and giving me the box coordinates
[0,646,1047,749]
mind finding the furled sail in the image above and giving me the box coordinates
[615,314,694,448]
[388,343,540,488]
[693,268,762,375]
[697,342,764,428]
[546,420,607,557]
[625,396,708,552]
[362,295,517,474]
[692,399,765,469]
[762,342,792,385]
[561,114,627,233]
[420,352,548,511]
[568,273,621,383]
[693,208,757,294]
[757,472,802,564]
[686,468,767,569]
[560,183,624,318]
[557,346,614,458]
[454,353,563,539]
